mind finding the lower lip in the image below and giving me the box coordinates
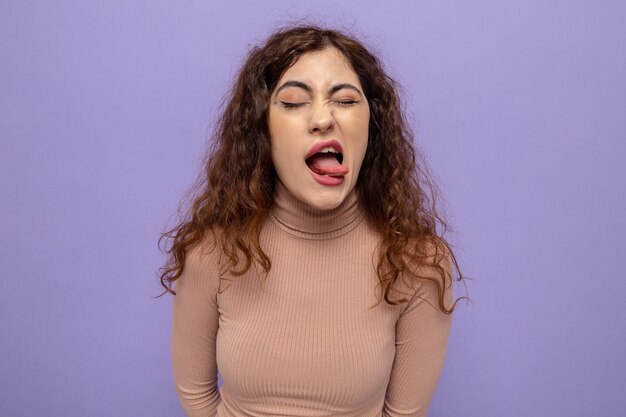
[308,169,345,186]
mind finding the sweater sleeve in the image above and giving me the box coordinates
[382,253,454,417]
[171,243,222,417]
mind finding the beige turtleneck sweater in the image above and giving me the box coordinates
[171,182,453,417]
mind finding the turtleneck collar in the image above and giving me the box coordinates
[269,181,364,240]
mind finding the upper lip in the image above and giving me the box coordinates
[305,139,343,160]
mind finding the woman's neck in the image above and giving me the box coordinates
[269,181,363,240]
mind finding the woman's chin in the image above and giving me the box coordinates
[278,173,356,211]
[299,186,352,211]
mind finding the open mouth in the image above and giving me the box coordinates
[305,146,349,177]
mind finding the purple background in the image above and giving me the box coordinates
[1,1,625,416]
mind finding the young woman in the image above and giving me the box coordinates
[159,24,467,417]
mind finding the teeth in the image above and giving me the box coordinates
[320,147,338,154]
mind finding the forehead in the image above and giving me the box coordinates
[277,47,362,88]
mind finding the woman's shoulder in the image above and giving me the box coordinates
[174,231,224,291]
[404,236,451,274]
[185,230,224,268]
[397,236,454,307]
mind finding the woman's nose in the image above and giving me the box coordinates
[308,102,334,134]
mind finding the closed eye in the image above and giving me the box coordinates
[280,101,306,109]
[334,99,360,106]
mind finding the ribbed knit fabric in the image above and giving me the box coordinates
[171,181,453,417]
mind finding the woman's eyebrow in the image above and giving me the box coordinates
[328,83,363,98]
[275,80,312,95]
[275,80,363,98]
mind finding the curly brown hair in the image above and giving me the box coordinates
[157,24,470,314]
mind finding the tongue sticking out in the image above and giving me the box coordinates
[306,153,349,176]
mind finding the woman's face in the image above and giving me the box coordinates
[267,47,370,210]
